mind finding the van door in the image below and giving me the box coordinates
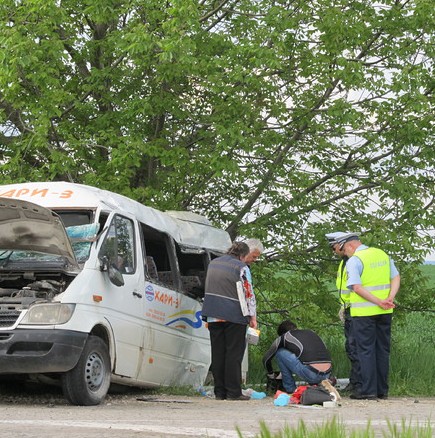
[139,280,210,387]
[137,228,210,387]
[97,212,145,378]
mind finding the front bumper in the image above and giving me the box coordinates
[0,329,88,374]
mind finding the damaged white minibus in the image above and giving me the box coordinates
[0,182,232,405]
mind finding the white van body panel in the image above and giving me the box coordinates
[0,182,233,403]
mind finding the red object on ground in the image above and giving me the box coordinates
[289,385,309,404]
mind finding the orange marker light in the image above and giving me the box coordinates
[93,295,103,302]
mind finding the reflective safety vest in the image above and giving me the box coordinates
[336,260,350,308]
[349,247,392,317]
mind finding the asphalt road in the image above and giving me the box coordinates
[0,383,434,437]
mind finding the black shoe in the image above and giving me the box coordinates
[227,395,251,401]
[377,394,388,400]
[215,396,226,400]
[350,393,377,400]
[343,383,362,394]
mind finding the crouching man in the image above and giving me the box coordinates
[263,320,332,394]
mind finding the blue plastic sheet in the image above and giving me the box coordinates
[66,223,99,261]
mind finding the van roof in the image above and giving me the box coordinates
[0,182,232,253]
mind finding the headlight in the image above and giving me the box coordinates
[21,303,76,325]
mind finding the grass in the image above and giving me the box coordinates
[236,417,433,438]
[389,313,435,395]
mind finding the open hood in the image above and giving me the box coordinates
[0,197,79,269]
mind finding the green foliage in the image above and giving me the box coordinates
[385,419,434,438]
[236,417,433,438]
[1,1,434,315]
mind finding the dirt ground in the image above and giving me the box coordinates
[0,383,434,437]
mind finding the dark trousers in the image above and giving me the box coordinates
[208,322,247,399]
[344,309,362,391]
[352,313,392,397]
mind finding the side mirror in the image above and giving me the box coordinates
[108,264,125,287]
[100,256,125,287]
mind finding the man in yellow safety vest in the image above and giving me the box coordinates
[335,233,400,400]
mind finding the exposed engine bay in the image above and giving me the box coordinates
[0,273,74,316]
[0,198,90,318]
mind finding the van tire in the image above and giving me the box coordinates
[61,336,111,406]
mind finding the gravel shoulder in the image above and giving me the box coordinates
[0,383,434,437]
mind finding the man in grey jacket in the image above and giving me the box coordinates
[202,241,254,401]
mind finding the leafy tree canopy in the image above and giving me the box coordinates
[1,0,434,324]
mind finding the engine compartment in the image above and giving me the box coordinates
[0,272,73,309]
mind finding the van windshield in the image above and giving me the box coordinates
[0,223,99,268]
[0,249,67,268]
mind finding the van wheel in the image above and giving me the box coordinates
[61,336,111,406]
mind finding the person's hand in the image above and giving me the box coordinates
[249,316,258,329]
[338,307,345,322]
[378,299,395,310]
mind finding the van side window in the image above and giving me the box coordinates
[175,244,209,299]
[140,223,176,288]
[99,215,136,275]
[139,222,216,300]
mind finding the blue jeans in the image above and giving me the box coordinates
[275,348,331,393]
